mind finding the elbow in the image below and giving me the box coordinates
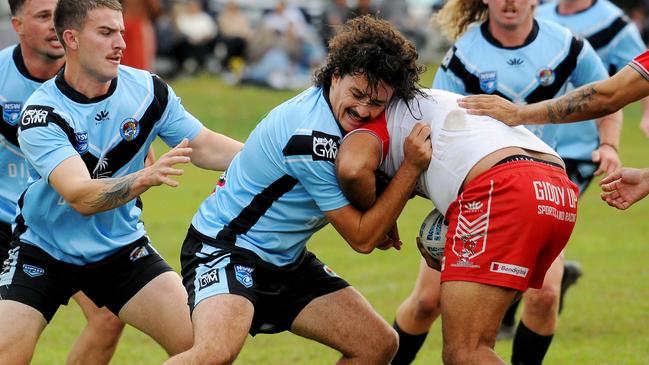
[67,198,98,216]
[351,242,374,254]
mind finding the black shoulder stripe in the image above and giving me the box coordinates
[0,105,19,147]
[89,75,169,179]
[215,175,299,243]
[283,130,340,163]
[587,16,629,50]
[525,37,584,104]
[444,49,511,100]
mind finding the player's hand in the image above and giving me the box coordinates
[403,122,432,172]
[600,167,649,210]
[457,95,523,126]
[377,225,402,251]
[417,237,441,271]
[144,146,156,168]
[143,139,192,188]
[592,144,621,176]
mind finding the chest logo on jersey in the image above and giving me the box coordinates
[75,131,89,154]
[312,131,339,162]
[507,57,524,67]
[95,110,110,123]
[120,118,140,141]
[537,68,555,86]
[479,72,497,93]
[2,102,22,126]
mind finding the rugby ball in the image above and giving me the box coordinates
[418,208,448,262]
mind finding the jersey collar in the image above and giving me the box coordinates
[481,19,540,50]
[55,68,118,104]
[13,45,52,83]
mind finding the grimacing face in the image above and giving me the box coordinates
[13,0,64,60]
[328,73,394,132]
[70,7,126,83]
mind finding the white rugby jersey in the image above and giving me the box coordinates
[381,89,559,215]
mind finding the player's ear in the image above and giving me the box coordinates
[10,16,23,35]
[62,30,79,50]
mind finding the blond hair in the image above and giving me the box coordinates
[434,0,488,41]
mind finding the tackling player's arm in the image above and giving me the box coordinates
[325,123,431,254]
[458,65,649,125]
[335,131,383,210]
[49,139,192,216]
[187,127,243,171]
[593,110,622,176]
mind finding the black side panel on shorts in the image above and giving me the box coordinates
[215,175,299,243]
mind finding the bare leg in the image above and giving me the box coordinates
[0,300,47,365]
[440,281,518,365]
[66,292,125,365]
[163,294,254,365]
[395,259,442,334]
[520,254,564,335]
[118,271,193,356]
[291,286,398,365]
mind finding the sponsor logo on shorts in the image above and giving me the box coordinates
[129,245,151,261]
[235,265,254,288]
[323,265,338,277]
[199,268,220,289]
[22,264,44,278]
[490,262,528,278]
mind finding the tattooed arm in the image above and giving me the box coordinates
[49,139,192,216]
[458,65,649,125]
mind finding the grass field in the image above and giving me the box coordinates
[31,69,649,364]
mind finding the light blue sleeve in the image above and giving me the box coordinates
[157,83,203,148]
[607,24,646,74]
[571,40,609,86]
[18,120,78,181]
[432,48,468,94]
[284,155,350,212]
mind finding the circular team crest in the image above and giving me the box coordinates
[120,118,140,141]
[537,68,555,86]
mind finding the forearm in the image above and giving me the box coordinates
[595,110,623,150]
[190,130,243,171]
[348,163,421,253]
[68,170,151,215]
[521,85,618,125]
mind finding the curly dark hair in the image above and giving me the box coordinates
[314,15,426,103]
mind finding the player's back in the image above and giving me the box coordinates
[382,89,557,214]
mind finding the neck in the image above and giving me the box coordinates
[557,0,594,15]
[63,60,113,99]
[19,45,64,80]
[489,19,534,48]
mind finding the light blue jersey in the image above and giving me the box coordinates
[433,19,608,156]
[537,0,645,160]
[17,66,202,264]
[0,45,48,225]
[192,87,349,267]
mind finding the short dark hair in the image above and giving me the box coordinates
[8,0,26,15]
[314,15,425,103]
[54,0,122,48]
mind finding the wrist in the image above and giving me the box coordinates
[599,142,618,153]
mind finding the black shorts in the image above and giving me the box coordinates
[181,226,350,336]
[0,222,11,264]
[563,158,598,195]
[0,237,173,322]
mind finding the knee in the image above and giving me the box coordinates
[442,343,471,365]
[188,345,239,365]
[87,310,125,337]
[354,323,398,364]
[525,286,560,316]
[414,294,441,320]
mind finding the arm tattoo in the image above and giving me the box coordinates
[88,174,139,210]
[546,86,598,123]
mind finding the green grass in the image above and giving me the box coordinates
[32,70,649,364]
